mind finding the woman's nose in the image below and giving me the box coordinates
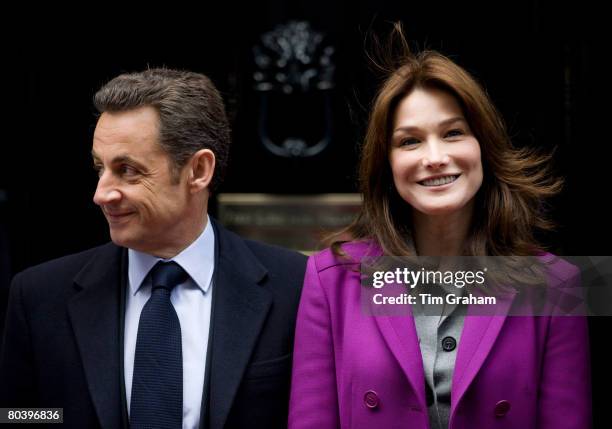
[421,140,450,169]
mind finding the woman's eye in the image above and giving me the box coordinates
[400,137,420,146]
[445,129,464,138]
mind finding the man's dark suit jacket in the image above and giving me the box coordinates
[0,219,307,428]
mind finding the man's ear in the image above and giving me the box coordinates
[188,149,215,193]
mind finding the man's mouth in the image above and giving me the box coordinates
[418,174,461,187]
[105,211,135,221]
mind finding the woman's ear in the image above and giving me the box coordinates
[188,149,216,193]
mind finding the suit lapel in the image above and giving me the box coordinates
[363,245,427,410]
[67,243,125,429]
[450,288,516,417]
[207,220,272,429]
[373,306,428,411]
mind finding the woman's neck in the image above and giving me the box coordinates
[412,202,474,256]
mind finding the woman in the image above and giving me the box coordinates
[288,25,591,429]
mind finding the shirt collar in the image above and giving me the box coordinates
[128,215,215,295]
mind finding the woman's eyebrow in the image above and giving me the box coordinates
[393,116,466,134]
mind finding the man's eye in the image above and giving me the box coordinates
[119,165,138,176]
[93,166,103,177]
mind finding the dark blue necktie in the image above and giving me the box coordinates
[130,261,188,429]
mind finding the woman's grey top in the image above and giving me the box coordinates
[413,285,467,429]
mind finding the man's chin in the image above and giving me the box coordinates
[108,230,135,249]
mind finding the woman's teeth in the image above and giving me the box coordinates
[421,175,459,186]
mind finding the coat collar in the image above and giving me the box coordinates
[206,218,272,429]
[68,242,126,429]
[449,289,516,419]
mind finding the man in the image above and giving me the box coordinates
[0,69,306,429]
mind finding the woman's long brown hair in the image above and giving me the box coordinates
[329,23,562,257]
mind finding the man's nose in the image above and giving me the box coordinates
[421,140,450,169]
[93,171,122,206]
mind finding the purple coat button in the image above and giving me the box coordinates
[364,390,379,409]
[494,400,511,417]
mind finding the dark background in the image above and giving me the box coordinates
[1,1,609,425]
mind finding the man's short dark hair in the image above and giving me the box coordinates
[94,68,230,191]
